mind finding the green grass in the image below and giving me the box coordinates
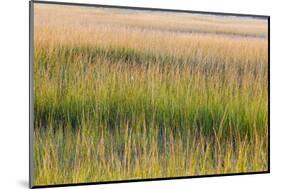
[33,3,268,186]
[33,43,268,185]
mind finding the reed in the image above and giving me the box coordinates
[33,4,268,186]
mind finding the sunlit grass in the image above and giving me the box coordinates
[33,4,268,186]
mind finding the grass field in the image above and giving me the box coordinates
[33,4,268,186]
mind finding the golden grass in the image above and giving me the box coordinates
[33,3,268,186]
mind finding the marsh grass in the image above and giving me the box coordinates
[33,4,268,186]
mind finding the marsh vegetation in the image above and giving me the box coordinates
[33,4,268,186]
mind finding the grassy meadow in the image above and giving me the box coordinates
[33,4,268,186]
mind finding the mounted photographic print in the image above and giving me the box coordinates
[30,1,270,188]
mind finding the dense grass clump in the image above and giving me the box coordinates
[33,4,268,186]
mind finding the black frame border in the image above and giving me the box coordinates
[29,0,270,188]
